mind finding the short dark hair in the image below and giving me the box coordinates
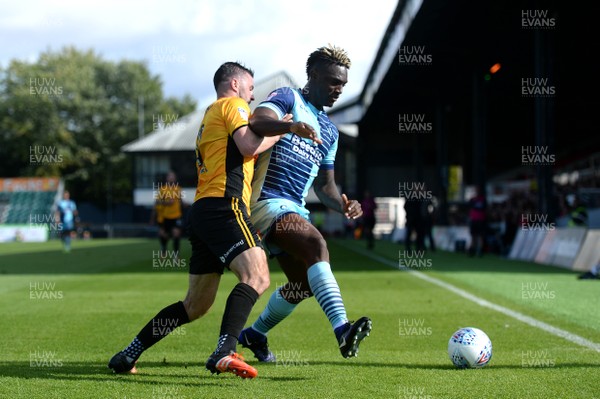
[213,62,254,90]
[306,44,351,77]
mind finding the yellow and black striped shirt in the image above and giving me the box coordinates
[157,184,182,219]
[194,97,254,209]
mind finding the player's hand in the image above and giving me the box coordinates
[282,113,294,123]
[342,193,362,219]
[290,121,322,144]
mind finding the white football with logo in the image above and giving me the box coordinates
[448,327,492,368]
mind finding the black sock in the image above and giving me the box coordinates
[214,283,259,356]
[122,336,145,361]
[173,237,180,254]
[132,301,190,357]
[159,236,167,253]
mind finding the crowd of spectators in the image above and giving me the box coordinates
[445,176,599,256]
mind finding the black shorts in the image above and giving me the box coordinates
[188,197,261,275]
[161,217,183,232]
[470,220,486,235]
[362,216,376,230]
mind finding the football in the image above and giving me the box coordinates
[448,327,492,368]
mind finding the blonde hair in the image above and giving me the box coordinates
[306,44,351,77]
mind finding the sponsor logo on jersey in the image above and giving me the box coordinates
[238,107,249,121]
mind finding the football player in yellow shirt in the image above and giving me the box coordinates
[109,62,318,379]
[155,171,184,257]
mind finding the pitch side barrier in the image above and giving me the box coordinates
[509,227,598,271]
[568,229,600,272]
[432,226,599,272]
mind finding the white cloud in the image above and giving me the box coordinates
[0,0,398,106]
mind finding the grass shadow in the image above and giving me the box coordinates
[301,360,600,370]
[0,237,584,276]
[0,239,190,275]
[329,238,581,275]
[0,361,310,385]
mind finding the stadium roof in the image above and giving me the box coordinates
[121,71,298,153]
[121,109,204,153]
[331,0,596,193]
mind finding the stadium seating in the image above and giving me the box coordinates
[0,190,57,224]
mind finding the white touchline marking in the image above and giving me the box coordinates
[337,241,600,353]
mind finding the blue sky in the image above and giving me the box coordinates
[0,0,398,107]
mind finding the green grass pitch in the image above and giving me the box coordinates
[1,237,599,398]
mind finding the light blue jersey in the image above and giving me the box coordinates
[251,87,338,207]
[57,199,77,229]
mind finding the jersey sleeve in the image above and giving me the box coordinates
[320,137,338,170]
[256,87,296,119]
[223,97,250,136]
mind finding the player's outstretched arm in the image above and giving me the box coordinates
[233,125,282,157]
[250,108,321,144]
[313,169,362,219]
[234,110,319,157]
[250,113,294,154]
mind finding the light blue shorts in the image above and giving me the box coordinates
[250,198,311,256]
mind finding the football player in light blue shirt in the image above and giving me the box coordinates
[239,45,372,361]
[56,190,78,253]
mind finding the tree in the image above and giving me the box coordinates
[0,46,196,206]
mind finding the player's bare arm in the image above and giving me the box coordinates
[313,169,362,219]
[232,113,297,156]
[245,113,294,153]
[250,107,321,144]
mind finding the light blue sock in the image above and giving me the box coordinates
[308,261,348,330]
[252,288,297,335]
[64,235,71,252]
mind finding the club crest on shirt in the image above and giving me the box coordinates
[237,107,249,121]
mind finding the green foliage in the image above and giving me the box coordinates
[0,47,196,205]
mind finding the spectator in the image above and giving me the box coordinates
[578,262,600,280]
[360,190,377,249]
[566,194,588,227]
[467,185,487,257]
[404,197,424,252]
[421,196,436,252]
[502,207,518,255]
